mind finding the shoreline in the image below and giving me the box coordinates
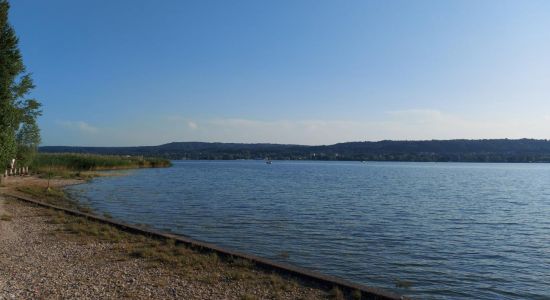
[0,176,404,300]
[0,181,328,299]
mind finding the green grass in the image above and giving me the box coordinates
[16,186,91,212]
[0,213,13,221]
[31,153,171,177]
[48,211,221,270]
[43,209,314,297]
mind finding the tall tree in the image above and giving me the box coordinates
[16,121,40,168]
[0,0,41,174]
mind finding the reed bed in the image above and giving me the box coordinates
[31,153,171,174]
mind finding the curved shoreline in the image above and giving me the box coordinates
[0,193,326,299]
[4,190,405,300]
[0,176,406,300]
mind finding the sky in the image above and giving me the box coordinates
[9,0,550,146]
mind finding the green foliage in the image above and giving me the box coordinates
[16,121,41,166]
[40,139,550,162]
[31,153,171,173]
[0,130,16,169]
[17,186,83,210]
[0,0,42,169]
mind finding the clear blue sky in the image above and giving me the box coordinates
[9,0,550,146]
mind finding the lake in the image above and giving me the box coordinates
[66,161,550,299]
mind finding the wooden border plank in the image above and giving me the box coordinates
[3,190,408,300]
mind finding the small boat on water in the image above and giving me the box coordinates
[265,157,272,164]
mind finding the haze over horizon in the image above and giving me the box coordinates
[10,0,550,146]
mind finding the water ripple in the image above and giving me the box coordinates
[68,161,550,299]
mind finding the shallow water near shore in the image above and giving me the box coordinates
[67,160,550,299]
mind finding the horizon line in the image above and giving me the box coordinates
[39,137,550,148]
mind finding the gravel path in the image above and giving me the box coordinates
[0,195,16,244]
[0,195,12,296]
[0,197,328,300]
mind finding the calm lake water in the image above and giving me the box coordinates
[67,161,550,299]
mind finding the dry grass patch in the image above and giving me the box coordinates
[1,213,13,221]
[45,210,321,298]
[16,186,88,211]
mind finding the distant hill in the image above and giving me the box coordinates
[39,139,550,162]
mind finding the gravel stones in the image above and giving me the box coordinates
[0,196,327,299]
